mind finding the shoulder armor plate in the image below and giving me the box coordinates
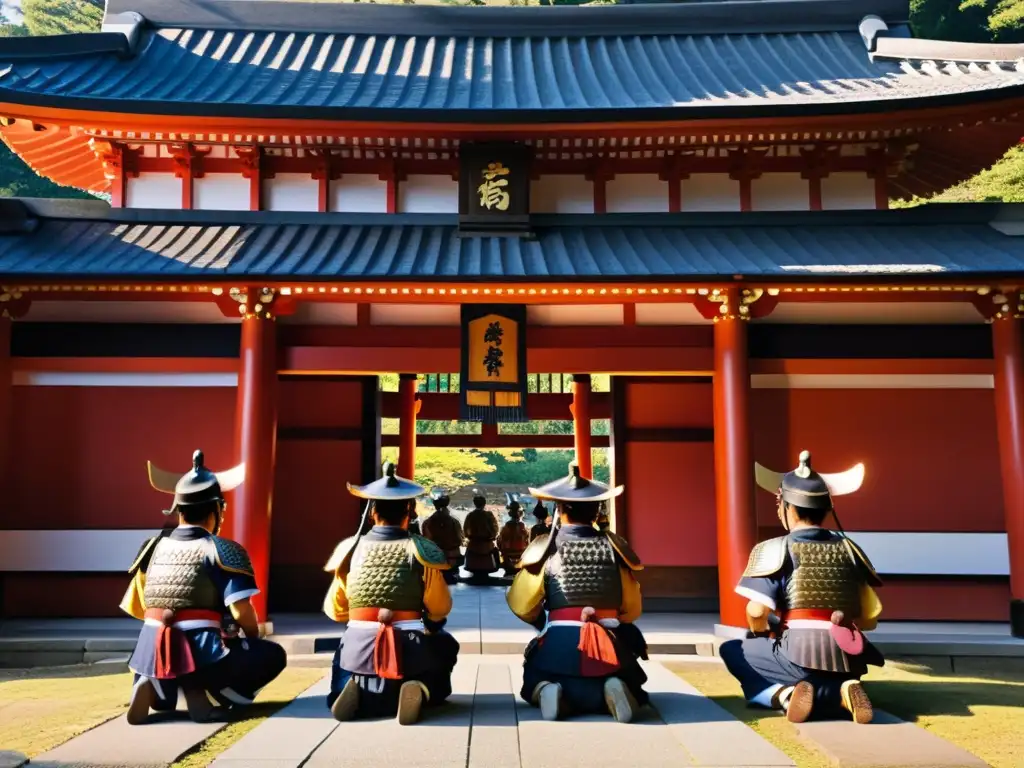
[605,531,643,571]
[742,536,788,578]
[212,536,255,577]
[324,536,357,573]
[128,536,159,575]
[520,533,554,570]
[843,537,883,587]
[408,535,449,569]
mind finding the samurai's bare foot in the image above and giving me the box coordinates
[330,677,360,722]
[841,680,874,724]
[786,681,815,723]
[126,678,157,725]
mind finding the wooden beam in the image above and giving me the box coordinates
[282,345,715,375]
[382,391,606,421]
[380,433,610,449]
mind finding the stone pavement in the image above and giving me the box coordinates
[25,655,992,768]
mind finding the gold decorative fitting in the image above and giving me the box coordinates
[229,286,277,320]
[0,286,24,303]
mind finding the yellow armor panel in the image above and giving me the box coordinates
[519,533,554,570]
[742,537,788,578]
[324,536,357,574]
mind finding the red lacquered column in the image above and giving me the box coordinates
[398,373,419,480]
[571,374,593,478]
[713,288,758,629]
[231,303,278,623]
[992,315,1024,637]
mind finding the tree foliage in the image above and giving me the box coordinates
[911,0,1024,41]
[20,0,102,36]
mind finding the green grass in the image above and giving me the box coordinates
[0,664,132,757]
[668,657,1024,768]
[0,662,323,766]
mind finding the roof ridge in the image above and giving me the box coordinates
[102,0,909,38]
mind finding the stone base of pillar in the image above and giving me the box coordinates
[713,623,748,640]
[258,621,275,638]
[1012,600,1024,639]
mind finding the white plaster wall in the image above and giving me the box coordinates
[634,303,708,325]
[527,305,623,325]
[750,173,809,211]
[331,174,388,213]
[821,173,877,210]
[681,174,740,212]
[194,173,250,211]
[263,173,318,212]
[531,176,594,214]
[399,175,458,213]
[126,172,182,209]
[605,174,669,213]
[371,304,461,325]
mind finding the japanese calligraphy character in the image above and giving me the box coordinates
[484,321,504,346]
[483,346,504,377]
[478,162,511,211]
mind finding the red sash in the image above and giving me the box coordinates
[145,608,221,679]
[549,607,620,677]
[350,608,421,680]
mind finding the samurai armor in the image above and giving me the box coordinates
[347,540,427,612]
[545,536,622,612]
[143,537,221,611]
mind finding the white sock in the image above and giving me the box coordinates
[751,684,783,708]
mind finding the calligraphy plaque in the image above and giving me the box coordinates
[459,142,532,235]
[460,304,529,423]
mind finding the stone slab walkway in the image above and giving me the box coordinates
[30,705,227,768]
[792,712,991,768]
[28,653,995,768]
[112,656,796,768]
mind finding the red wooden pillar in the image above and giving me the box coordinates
[712,288,758,629]
[0,317,12,497]
[571,374,593,478]
[398,373,420,480]
[231,300,278,624]
[992,315,1024,637]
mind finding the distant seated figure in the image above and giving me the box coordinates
[596,502,610,533]
[463,489,500,577]
[122,451,286,725]
[323,463,458,725]
[507,464,649,723]
[421,488,464,584]
[497,493,530,573]
[529,500,551,542]
[719,451,884,725]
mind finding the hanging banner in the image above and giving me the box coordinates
[460,304,528,423]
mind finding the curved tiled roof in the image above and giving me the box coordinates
[2,201,1024,280]
[1,0,1023,121]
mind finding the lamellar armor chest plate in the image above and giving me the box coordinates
[143,538,220,611]
[545,537,621,611]
[347,539,424,611]
[784,539,862,615]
